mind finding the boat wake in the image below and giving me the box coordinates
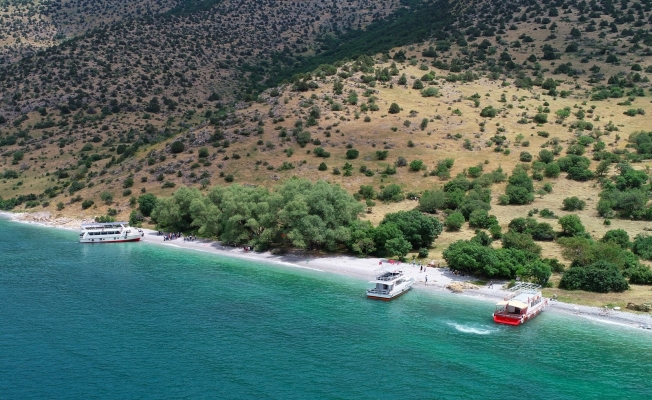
[447,322,496,335]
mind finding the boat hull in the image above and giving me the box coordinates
[366,286,411,301]
[493,305,546,326]
[80,237,141,244]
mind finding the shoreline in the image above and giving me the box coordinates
[2,210,652,331]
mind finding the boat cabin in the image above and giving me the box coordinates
[368,271,406,295]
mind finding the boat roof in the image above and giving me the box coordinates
[81,222,128,227]
[372,270,405,282]
[496,300,529,309]
[369,279,401,284]
[509,282,542,293]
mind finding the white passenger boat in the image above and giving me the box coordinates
[79,222,144,243]
[366,270,415,301]
[493,283,549,325]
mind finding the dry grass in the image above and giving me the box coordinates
[2,2,652,305]
[544,274,652,309]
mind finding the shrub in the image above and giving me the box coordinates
[123,189,132,196]
[422,87,439,97]
[601,229,630,248]
[502,231,542,255]
[198,147,209,158]
[318,162,328,171]
[81,200,94,209]
[562,196,586,211]
[632,234,652,260]
[544,162,560,178]
[313,147,331,158]
[533,113,548,124]
[388,103,401,114]
[519,152,532,162]
[346,149,359,159]
[418,190,446,213]
[538,150,554,163]
[467,166,482,178]
[559,261,629,292]
[418,248,429,258]
[468,209,498,229]
[409,160,424,171]
[396,156,408,167]
[123,176,134,188]
[629,266,652,284]
[376,150,388,160]
[506,184,534,205]
[170,141,185,153]
[100,191,113,204]
[358,185,376,200]
[3,170,19,179]
[378,184,404,202]
[445,212,465,231]
[558,215,585,237]
[331,102,343,111]
[296,131,311,147]
[480,106,497,118]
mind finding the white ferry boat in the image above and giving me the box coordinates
[366,270,415,301]
[79,222,144,243]
[493,283,549,326]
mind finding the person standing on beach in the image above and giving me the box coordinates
[425,275,428,284]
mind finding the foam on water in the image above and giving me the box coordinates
[447,322,497,335]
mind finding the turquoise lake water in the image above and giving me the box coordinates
[0,218,651,399]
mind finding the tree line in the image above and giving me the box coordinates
[150,178,442,258]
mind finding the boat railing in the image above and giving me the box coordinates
[374,271,404,281]
[367,288,391,295]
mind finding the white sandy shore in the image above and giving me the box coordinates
[3,211,652,331]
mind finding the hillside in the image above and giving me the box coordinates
[2,0,652,306]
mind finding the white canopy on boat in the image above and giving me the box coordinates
[496,300,528,309]
[369,280,396,285]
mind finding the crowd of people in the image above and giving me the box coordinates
[158,231,198,242]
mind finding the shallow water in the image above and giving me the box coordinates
[0,219,651,399]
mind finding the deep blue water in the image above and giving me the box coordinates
[0,218,651,399]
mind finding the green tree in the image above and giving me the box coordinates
[632,234,652,260]
[385,237,412,259]
[562,196,586,211]
[559,261,628,293]
[358,185,376,199]
[445,211,465,231]
[519,259,552,285]
[418,189,446,213]
[558,215,585,237]
[348,220,376,255]
[388,103,401,114]
[171,141,185,153]
[502,231,542,255]
[380,210,442,249]
[377,184,404,202]
[601,229,630,248]
[138,193,158,217]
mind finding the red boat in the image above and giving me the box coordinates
[493,283,549,326]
